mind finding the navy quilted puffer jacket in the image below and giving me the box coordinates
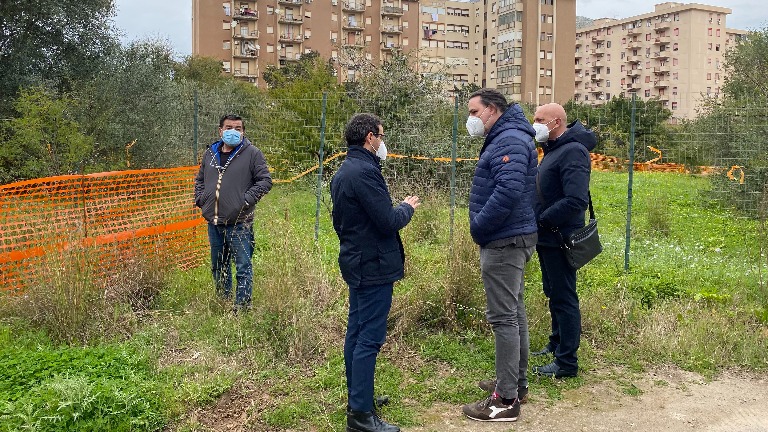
[469,103,538,247]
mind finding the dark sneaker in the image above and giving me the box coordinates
[462,394,520,422]
[533,361,577,378]
[477,380,529,403]
[347,410,399,432]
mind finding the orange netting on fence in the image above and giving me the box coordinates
[0,148,740,292]
[0,167,206,291]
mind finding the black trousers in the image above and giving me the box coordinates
[537,244,581,373]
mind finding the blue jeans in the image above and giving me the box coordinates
[207,223,254,306]
[345,283,393,412]
[537,244,580,373]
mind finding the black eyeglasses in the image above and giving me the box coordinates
[373,132,385,138]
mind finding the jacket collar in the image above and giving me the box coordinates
[346,145,381,169]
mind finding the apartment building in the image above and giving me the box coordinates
[193,0,576,105]
[574,2,747,120]
[418,0,575,104]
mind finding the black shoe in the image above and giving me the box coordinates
[347,410,400,432]
[477,380,529,403]
[533,361,577,378]
[531,345,554,356]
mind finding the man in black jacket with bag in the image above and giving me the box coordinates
[331,113,420,432]
[531,103,596,378]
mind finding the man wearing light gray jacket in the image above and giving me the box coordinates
[194,114,272,311]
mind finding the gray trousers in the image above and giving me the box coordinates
[480,242,535,400]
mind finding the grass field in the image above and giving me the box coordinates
[1,170,766,431]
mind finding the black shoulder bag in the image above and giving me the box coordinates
[554,192,603,270]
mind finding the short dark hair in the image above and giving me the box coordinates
[219,114,245,131]
[468,88,509,113]
[344,113,382,147]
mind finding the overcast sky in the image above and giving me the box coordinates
[112,0,768,57]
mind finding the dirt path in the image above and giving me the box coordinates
[411,366,768,432]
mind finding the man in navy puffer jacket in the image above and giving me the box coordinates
[530,102,597,379]
[461,89,538,423]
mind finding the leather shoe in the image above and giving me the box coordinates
[531,345,554,356]
[533,361,577,378]
[347,410,400,432]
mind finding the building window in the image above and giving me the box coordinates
[672,102,678,109]
[707,73,712,80]
[539,50,545,59]
[606,80,611,87]
[708,28,712,36]
[674,13,679,21]
[223,2,231,16]
[223,40,231,49]
[646,33,651,41]
[673,58,678,66]
[645,89,651,97]
[716,28,721,37]
[672,87,678,95]
[715,44,720,51]
[708,43,712,50]
[223,20,231,29]
[606,41,611,48]
[673,72,678,80]
[673,42,678,51]
[674,28,679,36]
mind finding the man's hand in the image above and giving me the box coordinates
[403,195,421,210]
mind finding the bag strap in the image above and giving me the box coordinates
[587,191,596,220]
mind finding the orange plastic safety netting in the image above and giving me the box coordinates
[0,167,206,292]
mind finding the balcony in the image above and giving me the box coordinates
[593,60,604,68]
[381,5,404,16]
[342,2,365,12]
[653,36,671,45]
[592,48,605,56]
[652,51,670,59]
[575,39,583,47]
[575,74,584,82]
[592,35,605,43]
[653,80,670,88]
[588,86,604,94]
[626,82,641,91]
[234,49,260,59]
[381,43,402,51]
[626,55,641,63]
[278,14,303,24]
[657,93,670,101]
[233,68,259,79]
[279,33,305,43]
[575,64,583,72]
[342,39,366,48]
[626,27,642,36]
[278,0,303,4]
[234,30,260,39]
[575,51,583,58]
[655,21,671,31]
[278,53,301,63]
[626,41,642,50]
[381,24,403,33]
[626,69,641,77]
[591,74,603,82]
[653,65,670,74]
[343,20,365,30]
[234,9,259,20]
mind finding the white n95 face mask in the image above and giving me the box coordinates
[375,141,387,160]
[466,116,485,137]
[532,123,551,142]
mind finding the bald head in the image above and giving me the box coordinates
[534,103,568,141]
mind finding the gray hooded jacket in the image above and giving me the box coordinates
[194,138,272,225]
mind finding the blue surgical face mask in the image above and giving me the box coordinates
[221,129,242,146]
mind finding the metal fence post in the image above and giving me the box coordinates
[625,93,636,271]
[315,92,328,242]
[450,95,459,244]
[193,89,199,165]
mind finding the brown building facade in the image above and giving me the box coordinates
[193,0,576,104]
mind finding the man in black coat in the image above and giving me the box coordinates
[531,103,597,378]
[331,113,420,432]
